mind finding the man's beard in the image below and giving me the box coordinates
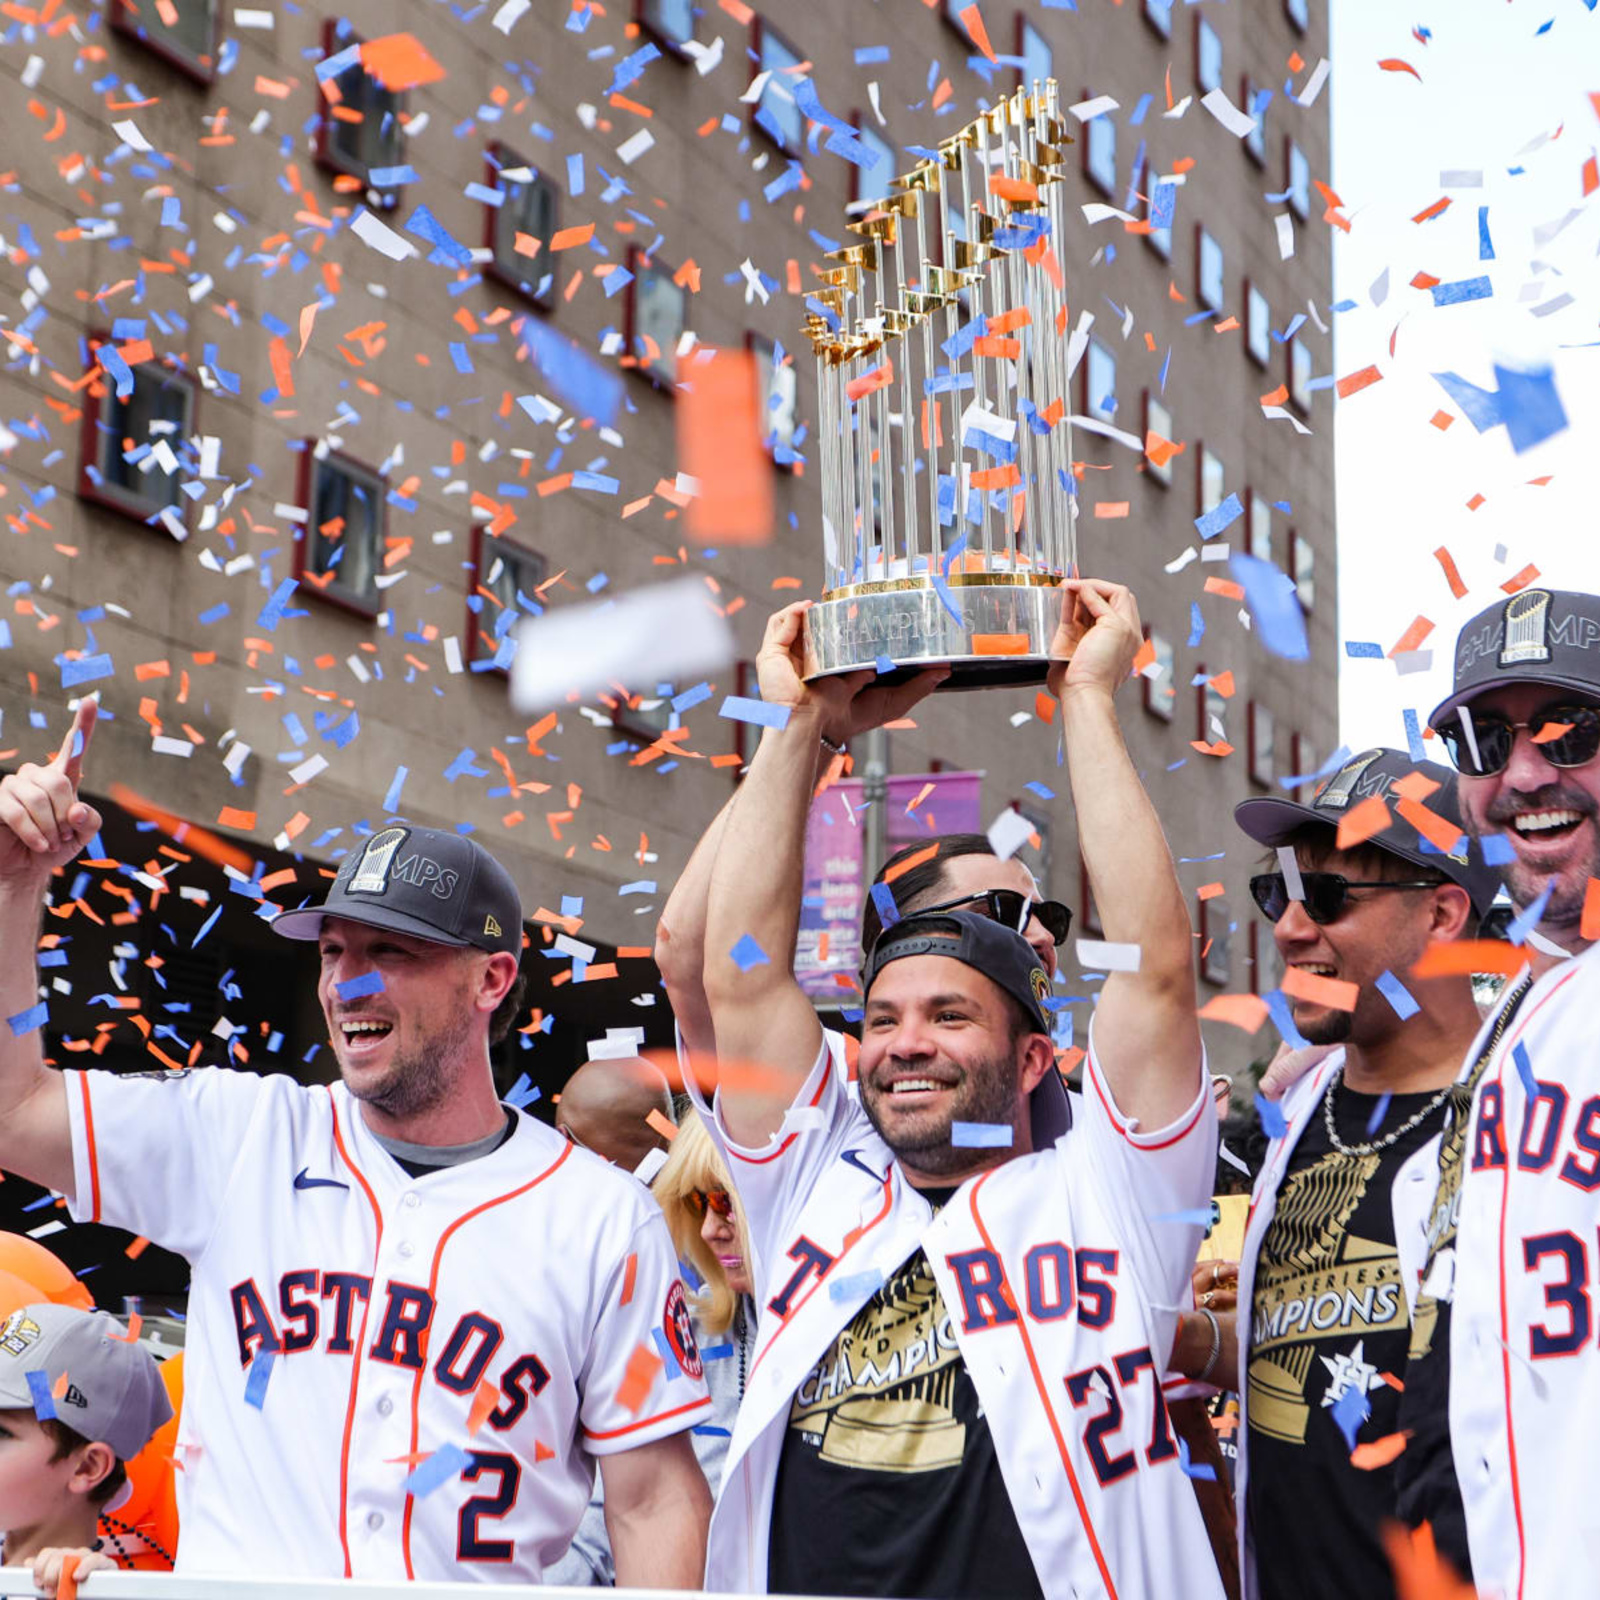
[1292,1006,1352,1048]
[860,1049,1023,1177]
[343,1006,473,1120]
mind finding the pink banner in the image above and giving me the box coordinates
[794,771,983,1002]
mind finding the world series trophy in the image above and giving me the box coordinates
[802,80,1078,690]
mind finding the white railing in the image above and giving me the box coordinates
[0,1577,803,1600]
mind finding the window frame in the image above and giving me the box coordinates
[108,0,221,85]
[1144,390,1174,489]
[624,246,688,392]
[76,333,200,535]
[1137,148,1174,261]
[749,17,805,156]
[1196,225,1225,314]
[1246,489,1272,563]
[1291,530,1315,612]
[466,525,549,673]
[1083,337,1118,426]
[1195,661,1229,745]
[1083,96,1117,198]
[746,330,800,470]
[1291,731,1316,802]
[1241,74,1267,166]
[634,0,699,57]
[1199,895,1232,987]
[1142,629,1176,722]
[1197,445,1225,517]
[847,113,897,213]
[290,444,390,621]
[1143,0,1174,41]
[1285,0,1309,35]
[1245,279,1271,368]
[1286,137,1311,222]
[481,141,559,312]
[1194,15,1223,95]
[1288,334,1314,415]
[1248,700,1276,788]
[313,19,409,209]
[1016,14,1053,92]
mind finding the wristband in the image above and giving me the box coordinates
[1195,1306,1223,1385]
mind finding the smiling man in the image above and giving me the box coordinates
[1392,588,1600,1599]
[675,582,1221,1600]
[1225,749,1500,1600]
[0,704,712,1585]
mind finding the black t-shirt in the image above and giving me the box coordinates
[767,1186,1043,1600]
[1247,1081,1452,1600]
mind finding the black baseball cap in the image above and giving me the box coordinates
[862,910,1071,1146]
[1234,747,1502,916]
[1430,588,1600,729]
[272,825,523,956]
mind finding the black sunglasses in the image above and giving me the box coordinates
[910,888,1073,945]
[1436,704,1600,776]
[1249,871,1445,925]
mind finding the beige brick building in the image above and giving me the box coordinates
[0,0,1334,1290]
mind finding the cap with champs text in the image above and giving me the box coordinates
[0,1303,172,1464]
[862,910,1071,1147]
[1429,587,1600,731]
[1233,747,1503,917]
[271,825,523,956]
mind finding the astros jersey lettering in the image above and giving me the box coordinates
[1441,942,1600,1599]
[62,1067,709,1580]
[685,1020,1224,1599]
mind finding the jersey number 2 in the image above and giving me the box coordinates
[458,1451,521,1562]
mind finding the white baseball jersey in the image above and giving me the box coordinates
[1443,941,1600,1599]
[685,1020,1224,1599]
[62,1067,710,1581]
[1232,1048,1439,1598]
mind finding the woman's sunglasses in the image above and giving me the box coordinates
[910,888,1073,945]
[1249,871,1445,926]
[684,1187,734,1219]
[1436,704,1600,776]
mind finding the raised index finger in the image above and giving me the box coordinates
[55,695,99,787]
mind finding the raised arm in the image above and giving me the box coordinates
[0,699,103,1199]
[1050,581,1203,1128]
[700,604,944,1146]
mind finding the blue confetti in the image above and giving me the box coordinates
[6,1003,48,1038]
[1231,554,1309,661]
[1344,641,1384,658]
[1365,1091,1393,1137]
[1375,970,1419,1021]
[869,880,900,931]
[25,1369,56,1420]
[382,766,408,813]
[950,1121,1014,1148]
[1479,834,1516,867]
[505,1073,541,1109]
[828,1268,885,1303]
[334,972,386,1000]
[1431,276,1493,307]
[1330,1383,1370,1453]
[244,1350,276,1410]
[1177,1434,1217,1481]
[61,654,114,689]
[1194,492,1243,539]
[1513,1040,1539,1104]
[1402,708,1426,763]
[1187,602,1205,648]
[1478,205,1495,261]
[718,696,791,730]
[729,934,769,972]
[402,1443,474,1498]
[1505,878,1554,946]
[1255,1089,1290,1143]
[1150,1206,1216,1227]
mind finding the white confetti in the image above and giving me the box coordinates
[1275,213,1296,260]
[1068,95,1119,122]
[350,207,417,262]
[112,119,153,153]
[1200,88,1257,140]
[986,807,1034,862]
[617,128,655,165]
[491,0,530,32]
[1075,939,1143,973]
[1296,57,1331,106]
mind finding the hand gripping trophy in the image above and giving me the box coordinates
[803,80,1078,688]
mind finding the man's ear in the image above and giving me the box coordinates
[476,950,521,1014]
[1018,1033,1056,1096]
[1431,883,1475,945]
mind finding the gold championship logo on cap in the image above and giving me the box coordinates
[1030,967,1052,1006]
[1500,589,1553,666]
[348,828,407,895]
[1312,749,1385,812]
[0,1310,42,1358]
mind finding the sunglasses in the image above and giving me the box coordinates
[910,888,1073,945]
[1436,704,1600,776]
[684,1188,734,1220]
[1249,871,1445,925]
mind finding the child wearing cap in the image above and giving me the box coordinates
[0,1304,173,1597]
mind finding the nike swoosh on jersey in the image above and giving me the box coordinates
[841,1148,888,1186]
[293,1168,350,1192]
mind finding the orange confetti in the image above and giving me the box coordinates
[845,361,893,402]
[1377,57,1422,80]
[957,3,998,64]
[1351,1432,1410,1470]
[1204,578,1245,601]
[1396,797,1465,854]
[615,1343,663,1415]
[467,1378,499,1436]
[619,1251,639,1307]
[1432,547,1468,599]
[1281,966,1358,1012]
[1412,941,1529,979]
[884,843,939,884]
[678,349,771,546]
[1197,994,1269,1033]
[1208,670,1236,698]
[645,1108,677,1142]
[216,806,257,832]
[1335,365,1383,399]
[1501,564,1540,595]
[1093,502,1129,519]
[1412,196,1452,224]
[1335,794,1392,849]
[971,633,1030,655]
[1581,878,1600,942]
[1429,410,1454,430]
[549,223,596,251]
[1389,616,1434,656]
[1382,1522,1476,1600]
[359,32,446,91]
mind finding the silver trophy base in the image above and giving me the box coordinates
[802,578,1066,690]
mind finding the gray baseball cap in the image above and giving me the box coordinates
[272,825,523,956]
[1430,587,1600,729]
[0,1304,172,1462]
[1234,747,1503,917]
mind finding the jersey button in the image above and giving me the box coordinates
[398,1240,416,1259]
[367,1511,384,1532]
[378,1395,394,1417]
[403,1192,420,1209]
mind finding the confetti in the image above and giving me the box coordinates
[950,1121,1014,1148]
[401,1443,474,1498]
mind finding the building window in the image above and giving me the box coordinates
[1143,631,1176,721]
[1248,490,1271,562]
[1285,0,1309,34]
[626,248,687,389]
[1143,0,1173,40]
[637,0,697,54]
[1084,104,1116,197]
[1197,226,1224,312]
[483,145,558,310]
[1242,75,1266,165]
[1245,280,1271,367]
[1017,18,1053,88]
[1199,895,1232,987]
[315,21,407,207]
[1292,531,1315,611]
[752,21,804,154]
[1145,392,1174,489]
[78,342,197,533]
[1198,446,1225,516]
[1195,17,1222,94]
[1291,732,1316,802]
[1145,178,1174,261]
[1249,920,1284,997]
[109,0,220,84]
[848,117,897,213]
[294,448,387,618]
[1249,701,1276,787]
[1289,335,1314,414]
[1196,662,1229,743]
[748,333,800,464]
[467,528,547,671]
[1287,139,1311,221]
[1085,338,1117,424]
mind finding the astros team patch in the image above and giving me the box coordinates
[663,1281,704,1381]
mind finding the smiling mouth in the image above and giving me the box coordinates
[1509,809,1586,841]
[884,1078,950,1096]
[338,1019,394,1048]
